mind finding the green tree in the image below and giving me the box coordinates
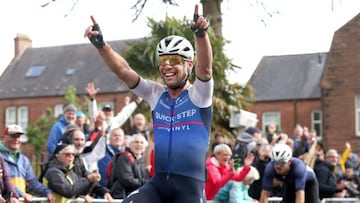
[123,17,253,139]
[26,108,56,157]
[64,85,89,112]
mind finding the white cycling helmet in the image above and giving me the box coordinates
[271,144,292,163]
[157,35,194,60]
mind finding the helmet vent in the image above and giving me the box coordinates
[173,39,183,47]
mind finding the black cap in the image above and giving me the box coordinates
[102,104,113,111]
[245,127,261,135]
[53,143,69,156]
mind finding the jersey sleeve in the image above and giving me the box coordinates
[131,77,165,110]
[189,78,214,108]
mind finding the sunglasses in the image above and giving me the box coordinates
[159,55,186,66]
[273,160,287,165]
[63,152,75,157]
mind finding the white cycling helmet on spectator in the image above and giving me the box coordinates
[271,143,292,164]
[157,35,194,60]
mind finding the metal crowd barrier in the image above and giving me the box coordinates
[66,198,123,203]
[264,197,360,203]
[65,197,282,203]
[321,197,360,203]
[268,197,283,202]
[22,196,360,203]
[18,197,49,202]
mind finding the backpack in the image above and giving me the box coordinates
[232,132,256,168]
[232,141,249,168]
[105,150,134,189]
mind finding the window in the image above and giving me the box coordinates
[355,95,360,136]
[66,68,76,75]
[18,106,28,130]
[54,104,64,118]
[25,65,45,77]
[5,106,29,143]
[262,112,281,131]
[18,106,29,143]
[5,107,16,126]
[311,110,322,138]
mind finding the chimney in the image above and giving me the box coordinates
[14,33,32,57]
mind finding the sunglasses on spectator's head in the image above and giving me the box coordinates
[159,55,186,66]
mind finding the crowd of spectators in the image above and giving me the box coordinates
[209,124,360,203]
[3,83,360,203]
[0,82,152,202]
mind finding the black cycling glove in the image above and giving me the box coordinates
[191,14,209,38]
[89,23,106,49]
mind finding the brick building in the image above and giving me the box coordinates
[0,34,131,147]
[248,13,360,154]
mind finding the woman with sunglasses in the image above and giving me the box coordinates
[84,4,212,203]
[44,144,103,203]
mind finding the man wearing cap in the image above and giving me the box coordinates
[0,124,56,203]
[75,111,91,140]
[232,127,262,167]
[47,104,77,157]
[245,127,262,141]
[85,82,143,136]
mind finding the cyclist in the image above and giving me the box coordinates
[84,4,212,203]
[259,143,320,203]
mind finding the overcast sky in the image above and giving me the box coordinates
[2,0,360,84]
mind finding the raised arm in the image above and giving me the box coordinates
[85,82,100,123]
[84,16,140,88]
[191,4,212,81]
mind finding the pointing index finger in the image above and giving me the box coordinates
[194,4,199,15]
[90,15,97,25]
[193,4,199,22]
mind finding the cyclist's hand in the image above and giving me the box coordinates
[190,4,209,38]
[84,16,106,48]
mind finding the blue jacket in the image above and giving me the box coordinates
[47,115,70,156]
[97,144,123,187]
[0,142,52,197]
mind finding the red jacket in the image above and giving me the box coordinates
[205,154,250,200]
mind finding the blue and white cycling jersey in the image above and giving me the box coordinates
[132,77,214,181]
